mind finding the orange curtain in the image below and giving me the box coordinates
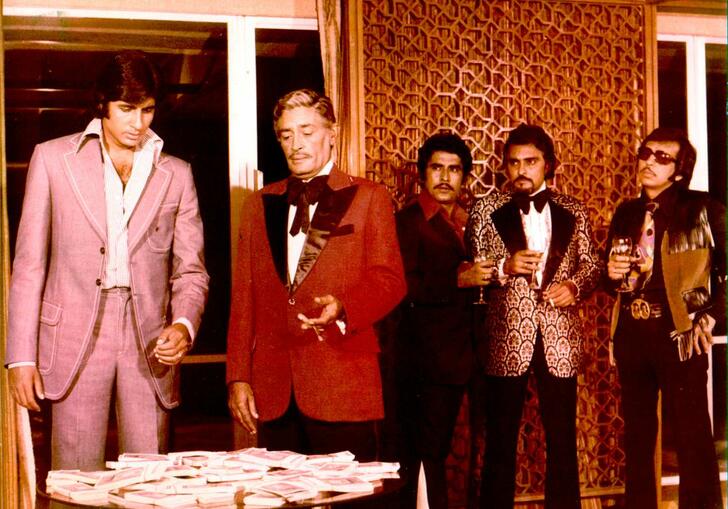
[316,0,365,178]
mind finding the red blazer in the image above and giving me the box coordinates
[226,168,406,422]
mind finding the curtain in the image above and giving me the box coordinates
[317,0,365,178]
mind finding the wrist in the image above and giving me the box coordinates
[564,279,580,300]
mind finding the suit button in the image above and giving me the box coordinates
[96,278,102,286]
[100,247,106,254]
[288,298,295,305]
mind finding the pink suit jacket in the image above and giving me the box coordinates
[6,132,209,409]
[226,168,406,422]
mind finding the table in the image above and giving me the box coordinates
[38,477,404,508]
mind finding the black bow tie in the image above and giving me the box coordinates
[513,189,549,214]
[287,175,329,235]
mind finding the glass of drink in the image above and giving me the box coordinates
[473,251,494,305]
[610,237,633,292]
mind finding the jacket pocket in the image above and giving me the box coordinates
[146,203,177,253]
[38,301,62,374]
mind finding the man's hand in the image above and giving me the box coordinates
[154,323,191,365]
[228,381,259,434]
[9,365,44,411]
[458,259,498,288]
[297,295,344,330]
[542,281,577,307]
[607,254,632,280]
[691,313,716,355]
[504,250,544,276]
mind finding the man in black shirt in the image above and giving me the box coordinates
[606,127,725,509]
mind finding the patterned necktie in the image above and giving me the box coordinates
[287,175,329,235]
[628,201,658,291]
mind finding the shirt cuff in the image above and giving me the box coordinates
[497,256,509,283]
[173,317,196,344]
[8,361,36,369]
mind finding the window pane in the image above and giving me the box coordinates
[4,16,230,354]
[705,43,726,206]
[3,16,234,467]
[255,28,324,184]
[657,41,688,131]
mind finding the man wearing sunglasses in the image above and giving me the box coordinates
[606,127,725,509]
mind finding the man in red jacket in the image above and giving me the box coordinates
[226,89,406,460]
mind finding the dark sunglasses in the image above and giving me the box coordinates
[637,146,676,165]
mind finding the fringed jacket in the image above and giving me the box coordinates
[607,185,726,357]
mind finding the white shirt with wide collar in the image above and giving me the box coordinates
[519,183,552,287]
[76,118,163,289]
[286,159,334,283]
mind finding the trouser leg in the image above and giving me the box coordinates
[532,341,580,509]
[614,316,660,509]
[479,374,528,509]
[114,290,168,455]
[657,337,722,509]
[417,383,466,509]
[51,291,121,470]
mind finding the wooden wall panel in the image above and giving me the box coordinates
[362,0,649,504]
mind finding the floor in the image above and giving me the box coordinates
[30,412,725,508]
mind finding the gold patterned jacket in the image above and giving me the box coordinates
[466,190,603,378]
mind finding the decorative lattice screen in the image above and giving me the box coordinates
[362,0,648,504]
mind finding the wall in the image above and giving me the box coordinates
[362,0,653,504]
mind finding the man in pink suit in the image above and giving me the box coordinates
[5,51,209,470]
[227,89,405,460]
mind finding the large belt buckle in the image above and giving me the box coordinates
[630,298,651,320]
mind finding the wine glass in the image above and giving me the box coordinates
[473,251,494,305]
[526,234,546,290]
[610,237,633,292]
[529,251,545,289]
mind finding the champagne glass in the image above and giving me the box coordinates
[473,251,494,305]
[529,251,545,289]
[527,234,546,290]
[610,237,633,292]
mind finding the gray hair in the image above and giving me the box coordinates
[273,89,336,127]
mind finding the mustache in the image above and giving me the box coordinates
[514,176,533,184]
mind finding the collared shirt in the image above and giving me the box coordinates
[287,159,334,283]
[75,119,164,289]
[417,190,468,245]
[285,159,346,334]
[10,121,188,370]
[519,183,552,287]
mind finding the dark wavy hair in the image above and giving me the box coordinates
[93,50,162,118]
[640,127,696,188]
[501,124,558,179]
[416,132,473,180]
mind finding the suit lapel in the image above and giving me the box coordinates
[291,170,358,293]
[63,136,107,241]
[492,200,527,254]
[127,160,173,253]
[542,200,576,287]
[263,192,289,286]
